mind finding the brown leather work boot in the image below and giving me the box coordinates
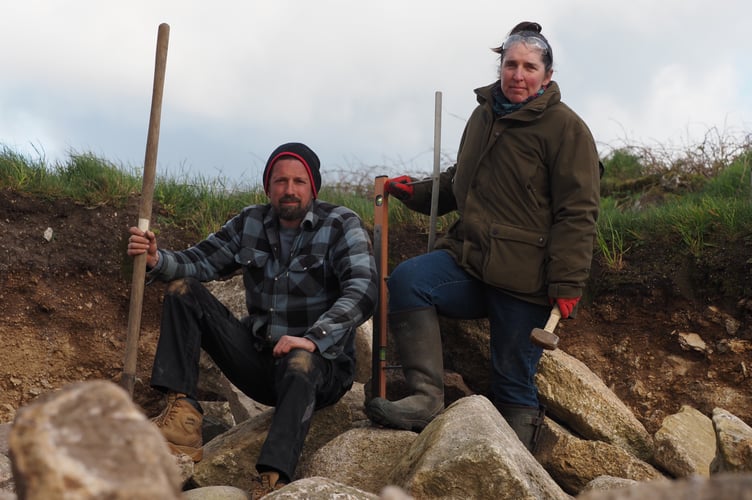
[249,471,286,499]
[151,392,203,462]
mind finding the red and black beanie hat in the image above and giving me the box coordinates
[263,142,322,198]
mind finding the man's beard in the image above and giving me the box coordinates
[277,196,312,222]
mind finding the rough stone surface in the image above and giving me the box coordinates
[0,424,8,455]
[578,475,639,493]
[437,317,492,394]
[536,348,655,462]
[354,320,374,385]
[653,405,715,477]
[389,395,569,500]
[192,397,351,490]
[9,380,182,499]
[0,454,12,493]
[2,277,751,498]
[340,382,369,424]
[265,476,378,499]
[299,427,417,494]
[182,485,250,499]
[576,472,752,500]
[536,419,664,494]
[710,407,752,473]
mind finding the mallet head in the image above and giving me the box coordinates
[530,328,559,350]
[529,304,563,350]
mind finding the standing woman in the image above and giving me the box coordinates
[365,21,601,451]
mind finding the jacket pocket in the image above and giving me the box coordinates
[484,223,547,294]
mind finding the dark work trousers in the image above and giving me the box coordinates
[150,277,354,483]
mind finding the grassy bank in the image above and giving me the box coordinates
[2,134,752,268]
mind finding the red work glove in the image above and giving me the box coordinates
[550,296,581,319]
[384,175,415,201]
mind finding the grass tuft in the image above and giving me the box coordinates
[1,129,752,260]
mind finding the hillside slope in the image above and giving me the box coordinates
[1,188,750,432]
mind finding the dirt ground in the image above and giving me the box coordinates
[1,188,751,433]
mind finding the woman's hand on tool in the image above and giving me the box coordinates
[550,296,580,319]
[385,175,416,201]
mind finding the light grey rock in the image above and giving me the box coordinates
[389,395,570,500]
[217,375,272,426]
[0,424,9,455]
[0,454,13,497]
[9,380,182,499]
[198,350,228,398]
[710,407,752,473]
[201,401,235,444]
[576,472,752,499]
[182,485,249,499]
[578,475,638,493]
[5,301,748,498]
[378,485,414,500]
[653,405,715,477]
[0,423,13,498]
[266,476,377,499]
[536,419,664,494]
[192,398,352,490]
[536,348,654,462]
[0,454,11,485]
[340,382,368,424]
[437,318,491,393]
[299,427,417,494]
[173,453,196,487]
[354,319,373,385]
[204,275,246,319]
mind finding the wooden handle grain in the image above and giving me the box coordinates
[121,23,170,397]
[544,304,562,332]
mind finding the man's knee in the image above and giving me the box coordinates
[166,277,200,295]
[164,277,211,311]
[280,349,316,375]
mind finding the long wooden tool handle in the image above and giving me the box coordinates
[121,23,170,396]
[371,176,389,399]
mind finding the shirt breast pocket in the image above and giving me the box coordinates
[236,248,269,293]
[288,254,327,296]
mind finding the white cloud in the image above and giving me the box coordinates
[1,0,750,179]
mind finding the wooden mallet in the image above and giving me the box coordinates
[530,304,562,350]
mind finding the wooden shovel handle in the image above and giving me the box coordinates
[121,23,170,397]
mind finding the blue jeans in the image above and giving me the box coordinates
[388,250,549,407]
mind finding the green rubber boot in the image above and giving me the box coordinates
[365,307,444,432]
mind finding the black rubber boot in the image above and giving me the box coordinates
[365,307,444,432]
[497,404,545,453]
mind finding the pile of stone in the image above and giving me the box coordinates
[2,276,751,499]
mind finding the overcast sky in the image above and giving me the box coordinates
[2,1,750,186]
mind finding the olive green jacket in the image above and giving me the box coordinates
[404,81,600,305]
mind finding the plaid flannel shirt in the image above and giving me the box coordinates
[149,200,378,358]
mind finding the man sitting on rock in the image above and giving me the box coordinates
[126,142,378,498]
